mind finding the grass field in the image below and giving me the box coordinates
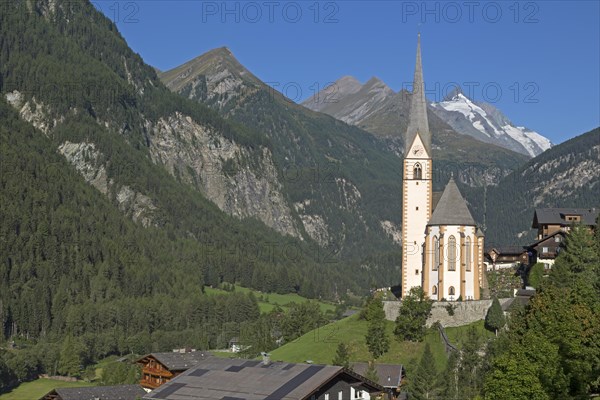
[0,379,94,400]
[269,314,491,371]
[204,284,336,314]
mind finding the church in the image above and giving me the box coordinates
[401,35,485,301]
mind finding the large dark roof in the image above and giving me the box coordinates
[428,178,476,226]
[532,208,598,228]
[138,351,212,371]
[143,358,383,400]
[44,385,145,400]
[352,363,404,389]
[487,246,527,255]
[526,230,566,248]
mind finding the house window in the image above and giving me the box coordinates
[449,286,455,296]
[432,285,438,295]
[414,163,422,179]
[325,394,329,400]
[338,391,343,400]
[448,236,457,271]
[433,236,439,271]
[465,237,471,271]
[555,236,561,243]
[542,247,549,253]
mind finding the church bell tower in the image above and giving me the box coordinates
[401,34,433,297]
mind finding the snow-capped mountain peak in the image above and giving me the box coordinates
[431,90,552,157]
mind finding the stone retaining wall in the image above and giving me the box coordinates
[383,298,512,327]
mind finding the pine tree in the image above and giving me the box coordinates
[441,350,459,400]
[457,327,484,399]
[365,360,379,384]
[58,336,85,377]
[332,342,350,369]
[485,297,505,336]
[409,343,441,400]
[527,262,545,288]
[365,297,389,359]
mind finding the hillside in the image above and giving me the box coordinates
[269,314,493,369]
[484,127,600,245]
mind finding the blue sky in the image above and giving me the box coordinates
[96,1,599,144]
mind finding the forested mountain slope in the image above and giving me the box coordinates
[0,0,403,347]
[484,128,600,245]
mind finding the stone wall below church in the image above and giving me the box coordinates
[383,298,512,328]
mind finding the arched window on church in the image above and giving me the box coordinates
[448,235,457,271]
[449,286,455,296]
[413,163,422,180]
[433,236,439,271]
[432,285,438,295]
[465,237,471,272]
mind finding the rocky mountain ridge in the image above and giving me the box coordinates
[303,76,552,157]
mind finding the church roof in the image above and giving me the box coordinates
[428,177,476,226]
[405,34,431,157]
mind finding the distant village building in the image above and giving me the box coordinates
[401,34,484,301]
[532,208,598,239]
[525,231,566,270]
[485,246,529,271]
[143,357,385,400]
[526,208,598,269]
[40,385,145,400]
[136,351,212,390]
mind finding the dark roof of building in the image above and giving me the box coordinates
[342,310,359,318]
[515,288,536,297]
[352,363,404,389]
[502,289,536,311]
[428,177,476,226]
[143,358,384,400]
[532,208,598,228]
[43,385,145,400]
[526,230,566,248]
[137,351,212,371]
[487,246,527,255]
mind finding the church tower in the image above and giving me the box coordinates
[401,34,433,297]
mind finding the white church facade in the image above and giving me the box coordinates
[401,35,485,301]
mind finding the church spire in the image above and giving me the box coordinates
[405,33,431,156]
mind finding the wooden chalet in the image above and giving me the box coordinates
[136,351,212,390]
[525,230,566,269]
[352,362,406,399]
[485,246,528,270]
[143,357,386,400]
[40,384,145,400]
[532,208,598,240]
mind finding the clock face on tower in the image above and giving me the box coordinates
[412,145,424,157]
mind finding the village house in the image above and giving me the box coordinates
[352,363,406,399]
[484,246,529,271]
[39,384,145,400]
[532,208,598,240]
[525,230,566,270]
[136,350,212,390]
[142,357,386,400]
